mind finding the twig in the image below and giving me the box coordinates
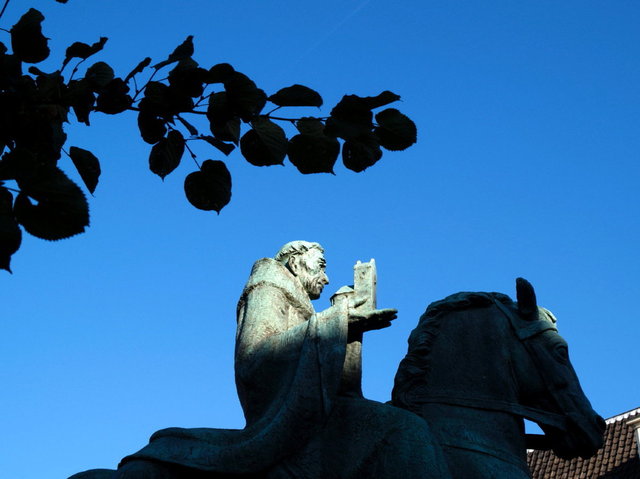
[184,142,200,169]
[0,0,10,20]
[176,114,199,136]
[132,68,159,101]
[265,105,282,116]
[194,89,212,108]
[268,115,328,122]
[69,58,87,81]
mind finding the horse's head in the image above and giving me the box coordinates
[392,278,604,462]
[508,278,605,459]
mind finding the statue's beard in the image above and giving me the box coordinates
[299,271,325,300]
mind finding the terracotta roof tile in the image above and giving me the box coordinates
[528,408,640,479]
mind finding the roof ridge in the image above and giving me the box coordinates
[605,406,640,424]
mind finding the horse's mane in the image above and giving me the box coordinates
[392,291,513,413]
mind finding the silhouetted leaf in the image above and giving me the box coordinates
[124,57,151,83]
[15,167,89,240]
[165,84,194,114]
[149,130,184,179]
[27,65,46,76]
[69,146,100,194]
[10,8,50,64]
[288,134,339,174]
[11,108,67,164]
[169,58,206,98]
[207,92,240,143]
[177,116,199,136]
[34,70,65,103]
[342,137,382,172]
[204,63,235,84]
[295,117,325,136]
[62,37,107,70]
[64,79,93,125]
[139,81,171,117]
[137,111,166,144]
[374,108,417,151]
[268,84,323,107]
[0,188,21,273]
[153,35,194,70]
[240,117,287,166]
[95,78,132,114]
[325,95,373,141]
[0,148,36,182]
[199,136,235,156]
[184,159,231,212]
[224,72,267,121]
[0,53,23,90]
[85,61,114,90]
[361,91,401,110]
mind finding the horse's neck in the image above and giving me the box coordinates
[421,403,529,467]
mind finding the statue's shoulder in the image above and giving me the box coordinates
[241,258,312,313]
[245,258,289,289]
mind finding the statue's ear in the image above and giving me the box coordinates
[288,254,300,276]
[516,277,538,320]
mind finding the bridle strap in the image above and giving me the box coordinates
[489,296,572,432]
[492,300,557,339]
[413,394,568,431]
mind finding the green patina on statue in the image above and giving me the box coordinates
[70,242,604,479]
[72,241,448,478]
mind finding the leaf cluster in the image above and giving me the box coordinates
[0,6,417,272]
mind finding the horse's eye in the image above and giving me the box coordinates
[554,344,569,362]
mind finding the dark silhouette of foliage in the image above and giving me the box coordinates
[0,4,418,272]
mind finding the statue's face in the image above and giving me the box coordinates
[297,248,329,300]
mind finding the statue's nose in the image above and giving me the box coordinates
[323,273,329,285]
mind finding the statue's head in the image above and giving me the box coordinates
[275,241,329,300]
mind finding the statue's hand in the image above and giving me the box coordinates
[348,308,397,334]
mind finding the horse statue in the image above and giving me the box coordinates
[392,278,605,478]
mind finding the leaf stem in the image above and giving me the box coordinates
[176,114,199,136]
[268,115,328,122]
[132,68,159,101]
[184,142,200,169]
[69,58,87,81]
[194,89,212,108]
[265,105,282,116]
[0,0,10,20]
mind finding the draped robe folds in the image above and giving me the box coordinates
[118,258,349,473]
[114,258,450,478]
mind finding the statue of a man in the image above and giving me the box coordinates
[86,241,449,479]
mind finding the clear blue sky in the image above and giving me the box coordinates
[1,1,639,477]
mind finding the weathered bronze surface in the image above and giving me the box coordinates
[71,241,448,479]
[393,278,605,478]
[70,247,603,479]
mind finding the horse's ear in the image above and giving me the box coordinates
[516,277,538,320]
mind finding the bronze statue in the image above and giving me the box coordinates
[392,278,605,478]
[70,246,604,479]
[72,241,449,478]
